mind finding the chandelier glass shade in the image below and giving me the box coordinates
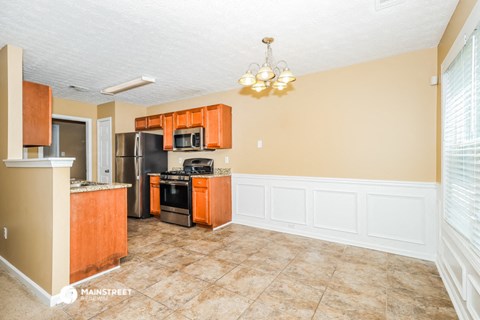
[238,37,295,92]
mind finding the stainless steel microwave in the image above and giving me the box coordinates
[173,127,206,151]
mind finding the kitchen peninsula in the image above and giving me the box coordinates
[70,181,131,283]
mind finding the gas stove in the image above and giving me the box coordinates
[160,158,214,181]
[159,158,214,227]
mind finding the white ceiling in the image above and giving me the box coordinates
[0,0,458,106]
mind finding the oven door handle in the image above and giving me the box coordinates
[160,180,189,186]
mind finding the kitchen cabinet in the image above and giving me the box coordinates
[174,107,205,129]
[163,113,174,150]
[204,104,232,149]
[147,114,163,129]
[192,176,231,228]
[189,107,205,127]
[135,117,148,131]
[150,176,160,215]
[70,187,128,283]
[23,81,52,147]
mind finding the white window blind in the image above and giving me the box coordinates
[443,27,480,251]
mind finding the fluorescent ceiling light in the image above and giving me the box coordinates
[101,76,155,95]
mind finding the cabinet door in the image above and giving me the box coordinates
[147,114,163,129]
[135,117,148,131]
[204,104,232,149]
[23,81,52,146]
[192,178,211,225]
[150,177,161,215]
[189,108,205,127]
[163,113,174,150]
[174,110,189,129]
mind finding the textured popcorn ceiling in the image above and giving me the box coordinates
[0,0,458,106]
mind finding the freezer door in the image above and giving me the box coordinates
[115,157,145,218]
[116,132,144,157]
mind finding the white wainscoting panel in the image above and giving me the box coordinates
[232,174,438,260]
[271,186,307,225]
[236,184,266,219]
[442,238,467,300]
[313,190,358,234]
[467,275,480,320]
[366,194,426,245]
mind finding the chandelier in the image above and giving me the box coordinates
[238,37,296,92]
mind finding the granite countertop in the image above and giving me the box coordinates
[70,181,132,194]
[148,168,231,178]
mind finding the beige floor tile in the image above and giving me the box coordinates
[280,257,335,289]
[141,271,209,309]
[320,286,386,319]
[209,247,252,264]
[182,257,237,282]
[0,219,458,320]
[153,247,206,270]
[63,278,134,320]
[91,294,171,320]
[178,285,251,320]
[108,261,176,290]
[387,254,439,276]
[240,277,323,319]
[215,265,277,299]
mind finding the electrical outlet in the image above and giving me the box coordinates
[224,156,229,164]
[257,140,263,148]
[178,157,183,164]
[3,227,7,240]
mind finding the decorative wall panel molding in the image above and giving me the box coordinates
[232,173,438,260]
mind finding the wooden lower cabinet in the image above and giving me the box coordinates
[70,188,128,283]
[192,176,231,228]
[150,176,160,215]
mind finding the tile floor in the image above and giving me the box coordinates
[0,218,457,319]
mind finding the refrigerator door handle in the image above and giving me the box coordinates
[134,133,140,157]
[135,158,140,180]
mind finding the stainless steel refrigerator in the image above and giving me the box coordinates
[115,132,168,218]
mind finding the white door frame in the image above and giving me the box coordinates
[97,117,112,183]
[52,114,92,181]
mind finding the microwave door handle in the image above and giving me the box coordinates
[190,134,195,148]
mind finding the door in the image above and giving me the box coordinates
[97,118,112,183]
[116,157,144,218]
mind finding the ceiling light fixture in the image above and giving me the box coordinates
[101,76,155,95]
[238,37,296,92]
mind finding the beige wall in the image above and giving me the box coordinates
[0,45,70,295]
[114,101,146,133]
[148,48,438,182]
[436,0,478,181]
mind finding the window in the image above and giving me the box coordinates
[443,27,480,251]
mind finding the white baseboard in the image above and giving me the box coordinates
[0,255,62,307]
[232,173,438,261]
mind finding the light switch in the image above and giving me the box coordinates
[257,140,263,148]
[61,151,66,157]
[224,156,229,164]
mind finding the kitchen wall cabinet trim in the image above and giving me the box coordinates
[232,173,438,261]
[3,158,75,168]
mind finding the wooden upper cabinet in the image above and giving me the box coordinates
[135,117,148,131]
[204,104,232,149]
[147,114,163,129]
[23,81,52,147]
[174,110,189,129]
[163,113,174,150]
[189,108,204,127]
